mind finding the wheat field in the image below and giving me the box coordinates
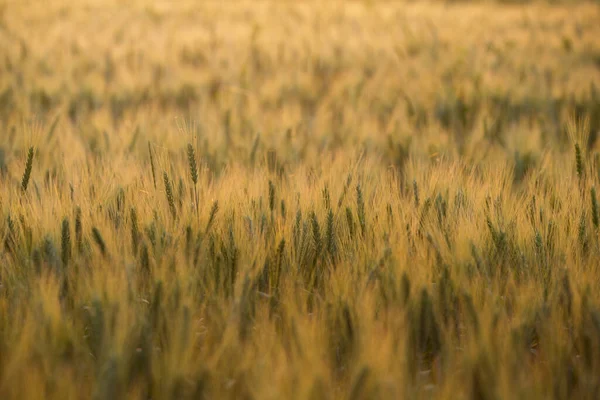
[1,0,600,399]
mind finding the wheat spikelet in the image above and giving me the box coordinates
[21,147,34,192]
[187,143,198,185]
[325,208,335,258]
[280,199,286,220]
[413,179,420,208]
[130,207,139,254]
[311,211,322,255]
[356,184,366,236]
[293,210,302,247]
[322,184,331,210]
[575,143,584,185]
[140,243,150,275]
[187,143,199,215]
[163,171,177,220]
[346,207,355,239]
[205,201,219,233]
[42,235,60,269]
[75,207,83,252]
[92,227,107,257]
[268,180,275,213]
[578,213,588,253]
[61,217,71,267]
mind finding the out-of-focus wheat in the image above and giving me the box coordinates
[0,1,599,399]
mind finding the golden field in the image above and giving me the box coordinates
[1,0,600,398]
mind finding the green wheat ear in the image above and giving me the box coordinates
[346,207,355,239]
[163,171,177,220]
[205,200,219,233]
[140,243,150,275]
[325,208,335,258]
[356,184,366,236]
[579,213,588,253]
[322,184,331,210]
[75,207,84,253]
[413,179,419,207]
[21,146,34,192]
[130,207,140,254]
[187,143,198,185]
[311,211,321,255]
[575,142,584,185]
[92,227,107,257]
[268,180,275,213]
[61,217,71,267]
[187,143,200,216]
[280,199,286,219]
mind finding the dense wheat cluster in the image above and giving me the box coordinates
[1,0,600,399]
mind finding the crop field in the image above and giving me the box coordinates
[1,0,600,399]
